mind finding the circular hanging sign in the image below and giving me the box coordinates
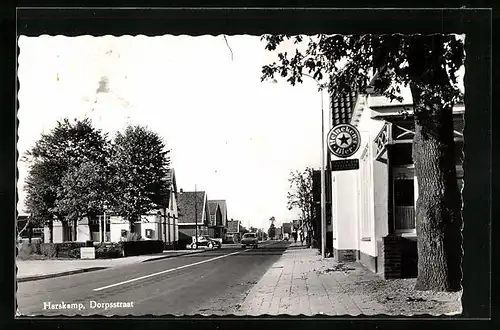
[327,123,361,158]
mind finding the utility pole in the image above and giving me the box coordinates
[195,184,198,248]
[163,207,168,246]
[320,85,327,258]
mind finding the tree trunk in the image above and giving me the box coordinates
[129,217,135,233]
[73,218,78,241]
[48,220,53,243]
[89,216,94,242]
[411,83,462,292]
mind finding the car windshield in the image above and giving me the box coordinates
[243,233,256,238]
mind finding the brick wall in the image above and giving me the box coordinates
[333,248,357,262]
[378,235,403,279]
[377,235,417,279]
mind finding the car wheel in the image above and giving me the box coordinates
[208,242,214,249]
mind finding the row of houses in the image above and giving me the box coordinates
[317,81,464,279]
[18,168,235,249]
[175,189,229,246]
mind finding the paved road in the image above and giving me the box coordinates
[17,240,289,316]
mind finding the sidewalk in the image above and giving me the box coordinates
[16,249,205,282]
[237,242,462,316]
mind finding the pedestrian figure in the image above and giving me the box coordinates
[300,231,304,245]
[292,231,297,243]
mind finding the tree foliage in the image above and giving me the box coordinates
[268,223,276,239]
[23,119,173,240]
[261,34,464,292]
[261,34,463,108]
[287,168,314,235]
[24,118,110,241]
[29,118,109,172]
[239,224,249,235]
[24,160,60,226]
[109,125,171,231]
[53,160,110,238]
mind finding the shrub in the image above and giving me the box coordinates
[40,242,87,258]
[56,242,87,258]
[95,242,124,259]
[40,243,57,258]
[68,247,81,259]
[32,240,42,254]
[19,241,42,255]
[125,232,142,241]
[17,241,44,260]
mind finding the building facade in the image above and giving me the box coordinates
[176,190,210,247]
[226,219,240,242]
[207,200,227,239]
[329,87,464,279]
[42,168,180,248]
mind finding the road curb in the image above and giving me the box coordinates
[17,267,108,283]
[142,249,209,262]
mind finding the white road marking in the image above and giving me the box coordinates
[94,249,248,292]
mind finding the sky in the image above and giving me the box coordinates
[17,35,324,230]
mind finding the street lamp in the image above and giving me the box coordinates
[272,74,328,258]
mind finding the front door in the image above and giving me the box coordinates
[393,167,416,234]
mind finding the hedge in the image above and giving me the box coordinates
[40,242,87,258]
[95,242,123,259]
[38,240,164,258]
[19,241,42,255]
[121,240,164,257]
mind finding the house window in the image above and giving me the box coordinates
[393,166,416,233]
[359,146,372,240]
[210,215,216,226]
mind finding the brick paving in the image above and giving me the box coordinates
[237,242,388,316]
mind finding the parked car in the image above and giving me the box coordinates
[241,233,259,249]
[190,235,222,249]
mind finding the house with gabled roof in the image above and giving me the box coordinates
[176,190,210,247]
[328,80,464,279]
[211,200,228,227]
[207,200,225,239]
[40,168,180,247]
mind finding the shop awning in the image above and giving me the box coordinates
[373,110,464,162]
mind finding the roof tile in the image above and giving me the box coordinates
[177,191,206,224]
